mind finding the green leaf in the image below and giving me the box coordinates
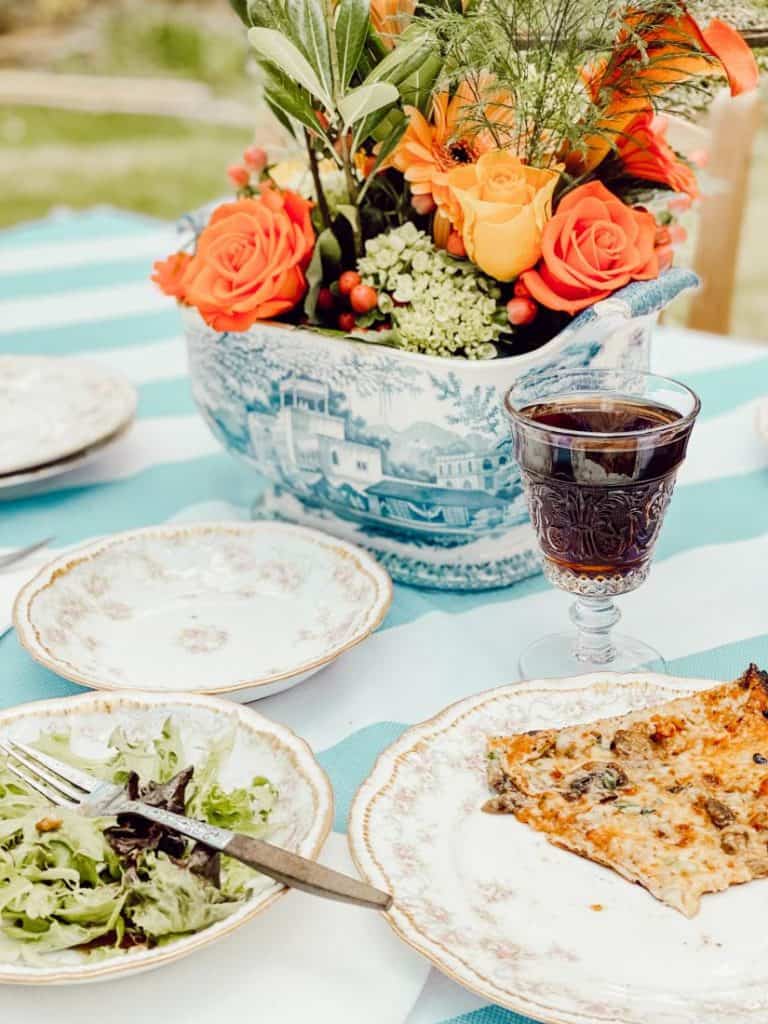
[228,0,251,26]
[248,27,332,107]
[265,95,300,139]
[286,0,334,104]
[262,65,322,135]
[356,117,407,202]
[247,0,294,34]
[348,328,401,347]
[339,81,398,127]
[363,29,434,87]
[399,52,442,112]
[335,0,370,89]
[332,205,361,268]
[304,227,343,321]
[372,117,407,167]
[370,107,405,143]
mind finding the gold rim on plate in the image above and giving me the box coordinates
[348,671,716,1024]
[13,521,393,697]
[0,688,334,984]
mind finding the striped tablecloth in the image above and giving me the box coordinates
[1,208,768,1024]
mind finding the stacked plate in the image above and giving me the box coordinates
[0,355,136,498]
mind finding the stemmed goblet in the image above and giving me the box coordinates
[505,369,700,679]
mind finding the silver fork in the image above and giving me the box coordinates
[0,536,54,572]
[0,738,392,912]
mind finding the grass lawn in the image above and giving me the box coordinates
[0,106,253,226]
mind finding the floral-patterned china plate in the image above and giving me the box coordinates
[0,689,332,984]
[14,522,392,701]
[0,420,133,501]
[0,356,136,475]
[349,672,768,1024]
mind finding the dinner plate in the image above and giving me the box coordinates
[0,689,332,984]
[349,671,768,1024]
[0,420,133,501]
[14,522,392,701]
[0,356,136,475]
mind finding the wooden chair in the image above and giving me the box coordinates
[665,88,762,335]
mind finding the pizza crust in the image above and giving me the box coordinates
[484,664,768,916]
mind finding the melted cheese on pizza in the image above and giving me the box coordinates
[484,664,768,916]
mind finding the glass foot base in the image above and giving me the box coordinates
[518,632,666,681]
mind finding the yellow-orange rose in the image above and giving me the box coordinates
[446,152,560,281]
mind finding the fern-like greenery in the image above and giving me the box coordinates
[414,0,722,170]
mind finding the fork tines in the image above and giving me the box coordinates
[0,738,91,808]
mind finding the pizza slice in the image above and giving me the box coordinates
[484,664,768,916]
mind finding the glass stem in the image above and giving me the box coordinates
[569,596,621,665]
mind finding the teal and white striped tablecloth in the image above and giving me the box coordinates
[1,208,768,1024]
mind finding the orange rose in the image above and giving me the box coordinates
[182,190,315,332]
[521,182,659,315]
[151,251,192,300]
[616,109,699,198]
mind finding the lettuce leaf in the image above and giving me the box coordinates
[0,724,278,959]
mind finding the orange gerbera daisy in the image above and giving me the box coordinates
[390,80,513,229]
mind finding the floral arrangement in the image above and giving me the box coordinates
[154,0,759,360]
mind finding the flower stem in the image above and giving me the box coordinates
[305,130,332,231]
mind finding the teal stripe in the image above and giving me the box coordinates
[0,632,83,711]
[0,310,180,355]
[317,722,407,832]
[388,573,550,629]
[0,258,155,300]
[0,454,256,547]
[137,377,196,418]
[667,633,768,680]
[655,467,768,562]
[1,465,767,625]
[0,209,166,247]
[438,1008,535,1024]
[685,357,768,420]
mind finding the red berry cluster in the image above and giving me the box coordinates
[317,271,381,332]
[506,279,538,327]
[227,146,269,192]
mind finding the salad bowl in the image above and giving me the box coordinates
[0,690,333,984]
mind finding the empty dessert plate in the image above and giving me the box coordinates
[14,522,392,701]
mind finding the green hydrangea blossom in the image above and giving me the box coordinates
[358,224,505,359]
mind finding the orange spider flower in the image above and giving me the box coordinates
[616,109,699,197]
[571,11,759,174]
[390,80,513,229]
[370,0,416,49]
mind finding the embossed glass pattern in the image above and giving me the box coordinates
[505,370,700,678]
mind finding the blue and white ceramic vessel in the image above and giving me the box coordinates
[183,268,697,590]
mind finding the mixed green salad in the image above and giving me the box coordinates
[0,721,278,960]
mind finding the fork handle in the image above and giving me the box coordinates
[123,800,391,911]
[223,834,392,910]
